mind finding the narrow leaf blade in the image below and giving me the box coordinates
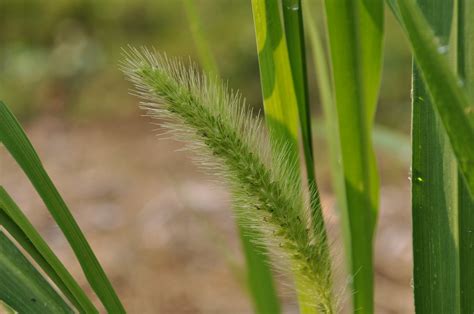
[251,1,332,311]
[303,0,347,226]
[397,0,474,196]
[181,0,219,76]
[0,231,72,313]
[324,0,383,312]
[239,224,280,314]
[402,0,460,312]
[0,101,124,313]
[281,0,320,216]
[457,1,474,311]
[251,0,300,150]
[0,187,97,313]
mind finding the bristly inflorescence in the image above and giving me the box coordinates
[121,47,334,312]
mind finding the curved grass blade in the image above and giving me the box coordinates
[397,0,474,197]
[0,101,124,313]
[0,231,72,313]
[180,2,281,310]
[0,187,97,313]
[323,1,384,312]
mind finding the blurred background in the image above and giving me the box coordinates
[1,1,413,313]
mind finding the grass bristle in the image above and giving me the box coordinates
[121,47,334,312]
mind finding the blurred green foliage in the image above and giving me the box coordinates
[0,1,411,129]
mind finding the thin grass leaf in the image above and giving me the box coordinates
[281,0,320,217]
[386,0,402,22]
[252,0,328,313]
[0,231,72,313]
[404,1,461,312]
[311,119,410,165]
[0,187,97,313]
[457,1,474,311]
[392,0,474,312]
[121,48,335,312]
[181,0,219,76]
[458,182,474,313]
[250,0,300,154]
[396,0,474,197]
[0,101,124,313]
[302,0,347,233]
[238,223,281,314]
[181,2,281,311]
[323,1,384,312]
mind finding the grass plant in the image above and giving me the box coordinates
[323,1,383,312]
[181,2,281,312]
[0,231,72,313]
[121,48,335,312]
[1,1,474,313]
[0,100,121,313]
[389,0,474,312]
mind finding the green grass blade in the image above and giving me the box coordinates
[180,3,281,311]
[0,231,72,313]
[408,1,460,312]
[0,210,82,311]
[397,0,474,197]
[251,1,331,312]
[0,101,124,313]
[238,224,280,314]
[412,65,460,313]
[393,0,474,311]
[312,119,410,165]
[458,182,474,313]
[181,0,219,76]
[281,0,320,214]
[251,0,300,151]
[279,12,330,310]
[457,1,474,311]
[386,0,402,22]
[323,1,383,312]
[303,0,347,228]
[0,187,97,313]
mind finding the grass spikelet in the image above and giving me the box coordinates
[121,47,334,312]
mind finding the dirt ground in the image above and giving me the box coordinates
[0,116,413,313]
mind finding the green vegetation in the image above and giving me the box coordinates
[181,2,281,312]
[0,100,123,313]
[1,0,474,313]
[0,231,72,313]
[389,0,474,312]
[121,48,334,312]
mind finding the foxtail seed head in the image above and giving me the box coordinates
[121,47,334,312]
